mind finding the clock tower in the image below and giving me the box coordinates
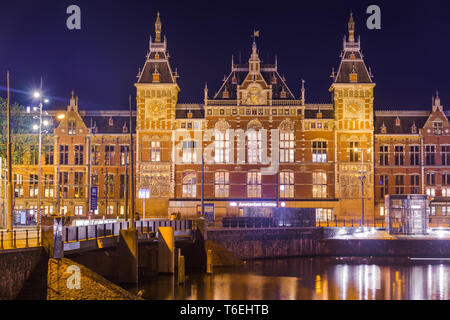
[330,12,376,220]
[135,12,180,216]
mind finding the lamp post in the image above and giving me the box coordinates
[355,148,370,226]
[32,86,50,233]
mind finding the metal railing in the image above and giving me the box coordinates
[0,229,41,250]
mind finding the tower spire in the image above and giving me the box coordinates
[348,11,355,42]
[155,12,162,43]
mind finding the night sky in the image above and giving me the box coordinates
[1,0,450,111]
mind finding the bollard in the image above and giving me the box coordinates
[206,249,213,274]
[13,230,16,248]
[25,230,29,248]
[178,255,185,285]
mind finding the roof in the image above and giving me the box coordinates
[374,111,429,134]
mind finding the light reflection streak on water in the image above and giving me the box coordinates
[137,258,450,300]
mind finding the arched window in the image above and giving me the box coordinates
[182,172,197,198]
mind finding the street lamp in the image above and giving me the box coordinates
[32,89,50,233]
[355,148,370,226]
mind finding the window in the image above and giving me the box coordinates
[29,174,38,198]
[92,173,99,185]
[119,205,125,216]
[74,172,84,198]
[443,173,450,185]
[74,145,84,165]
[105,174,114,197]
[349,142,359,162]
[120,174,126,198]
[182,172,197,198]
[215,131,230,163]
[442,146,450,165]
[44,174,54,198]
[92,145,100,165]
[410,175,420,194]
[105,145,115,165]
[410,145,419,166]
[394,146,404,166]
[151,141,161,162]
[395,175,404,194]
[443,207,449,216]
[280,132,295,163]
[312,141,327,163]
[44,206,54,215]
[182,141,197,163]
[107,205,114,216]
[59,172,68,198]
[247,171,261,198]
[433,121,443,135]
[248,131,262,163]
[426,173,436,185]
[215,171,229,198]
[280,171,294,198]
[60,206,68,216]
[14,174,24,198]
[442,187,450,197]
[425,145,436,165]
[74,206,83,216]
[380,175,388,198]
[120,146,130,165]
[44,145,54,165]
[59,145,68,165]
[426,188,436,197]
[68,121,76,135]
[379,145,389,166]
[316,208,334,222]
[312,171,327,198]
[29,146,38,165]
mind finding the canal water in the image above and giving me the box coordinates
[130,257,450,300]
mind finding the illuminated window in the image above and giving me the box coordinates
[29,174,38,198]
[247,171,261,198]
[151,141,161,162]
[44,145,54,165]
[120,146,130,165]
[182,141,197,163]
[214,131,230,163]
[44,174,54,198]
[182,172,197,198]
[119,205,125,216]
[74,206,83,216]
[215,171,229,198]
[349,141,359,162]
[74,172,84,198]
[105,145,115,165]
[316,208,334,222]
[91,145,100,165]
[247,131,262,163]
[107,205,114,216]
[433,121,443,135]
[280,171,294,198]
[426,188,435,197]
[59,172,68,198]
[68,121,76,135]
[442,188,450,197]
[74,145,84,165]
[279,132,294,163]
[312,141,327,163]
[14,174,24,198]
[312,171,327,198]
[105,174,114,197]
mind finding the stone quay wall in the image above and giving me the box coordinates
[0,247,44,299]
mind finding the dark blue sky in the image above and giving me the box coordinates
[1,0,450,110]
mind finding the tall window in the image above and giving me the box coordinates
[120,174,126,198]
[74,206,83,216]
[44,145,54,165]
[182,141,197,163]
[442,173,450,186]
[395,175,404,194]
[349,141,359,162]
[426,173,436,186]
[44,174,54,198]
[433,121,443,135]
[426,188,436,197]
[74,172,84,198]
[151,141,161,162]
[312,171,327,198]
[215,171,229,197]
[105,145,115,165]
[59,145,68,165]
[120,146,130,165]
[380,175,388,198]
[74,145,84,165]
[29,146,38,165]
[312,141,327,163]
[29,174,38,197]
[280,171,294,198]
[247,171,261,198]
[248,131,262,163]
[410,145,419,166]
[394,146,404,166]
[68,121,76,135]
[14,174,24,198]
[442,146,450,165]
[280,132,295,163]
[379,145,389,166]
[425,145,436,165]
[215,131,230,163]
[182,172,197,198]
[92,145,100,165]
[410,175,420,194]
[59,172,68,198]
[105,174,114,197]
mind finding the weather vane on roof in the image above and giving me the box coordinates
[252,30,260,43]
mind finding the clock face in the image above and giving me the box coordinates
[146,100,165,120]
[344,102,362,118]
[246,86,263,105]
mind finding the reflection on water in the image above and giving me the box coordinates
[134,257,450,300]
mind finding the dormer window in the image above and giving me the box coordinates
[187,111,193,119]
[223,89,229,99]
[155,53,159,60]
[232,75,237,84]
[271,75,277,84]
[411,123,417,134]
[280,89,287,98]
[68,121,76,135]
[433,121,443,135]
[123,123,128,133]
[316,112,322,119]
[152,66,160,83]
[395,117,401,126]
[109,117,114,127]
[350,53,356,59]
[381,122,387,134]
[349,72,357,83]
